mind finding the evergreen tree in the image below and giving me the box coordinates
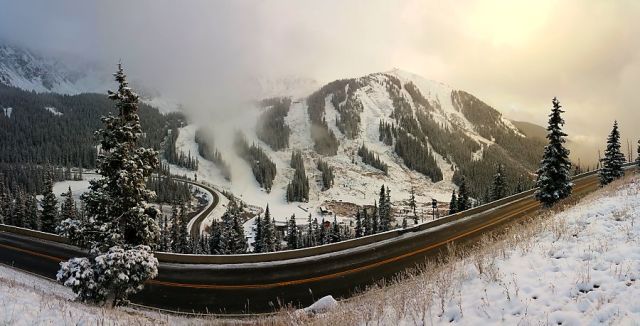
[57,65,160,306]
[286,151,310,202]
[40,175,58,233]
[378,185,393,231]
[286,214,299,249]
[319,218,327,244]
[449,190,458,215]
[310,216,319,247]
[371,201,379,234]
[169,205,180,252]
[219,200,247,254]
[177,205,191,253]
[490,164,507,201]
[599,121,626,185]
[355,209,363,238]
[260,205,276,253]
[409,187,417,224]
[457,177,470,212]
[13,190,26,227]
[25,194,39,230]
[535,97,573,207]
[60,187,78,224]
[208,220,222,254]
[329,215,341,243]
[362,207,371,236]
[253,214,263,253]
[402,216,408,229]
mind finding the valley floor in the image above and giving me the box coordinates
[1,175,639,325]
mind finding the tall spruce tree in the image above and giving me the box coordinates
[177,205,191,253]
[260,205,276,253]
[40,175,58,233]
[490,164,507,201]
[599,121,626,185]
[449,190,458,215]
[362,207,371,236]
[535,97,573,207]
[253,214,263,253]
[409,187,417,224]
[355,209,363,237]
[60,187,78,224]
[57,64,160,306]
[286,214,299,249]
[170,205,180,252]
[457,177,470,212]
[25,194,39,230]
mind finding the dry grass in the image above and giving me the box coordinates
[249,174,639,326]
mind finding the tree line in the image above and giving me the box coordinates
[234,132,277,192]
[256,97,292,151]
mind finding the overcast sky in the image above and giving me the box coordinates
[1,0,639,164]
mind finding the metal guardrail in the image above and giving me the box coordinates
[1,163,636,265]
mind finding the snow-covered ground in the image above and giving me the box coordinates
[0,263,232,325]
[2,175,638,324]
[264,175,640,325]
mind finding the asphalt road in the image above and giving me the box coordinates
[0,167,633,314]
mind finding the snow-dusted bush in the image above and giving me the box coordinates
[57,245,158,306]
[56,218,86,246]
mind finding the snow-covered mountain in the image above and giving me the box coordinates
[174,69,546,220]
[0,44,110,94]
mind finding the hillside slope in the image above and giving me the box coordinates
[178,69,546,221]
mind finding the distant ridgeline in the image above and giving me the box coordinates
[0,83,185,191]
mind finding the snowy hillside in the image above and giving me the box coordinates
[0,44,109,94]
[262,175,640,325]
[174,69,545,224]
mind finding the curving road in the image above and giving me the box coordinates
[0,165,635,314]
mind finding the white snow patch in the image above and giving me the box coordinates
[2,107,12,118]
[44,106,63,116]
[303,295,338,315]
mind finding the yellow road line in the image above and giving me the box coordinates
[1,177,600,290]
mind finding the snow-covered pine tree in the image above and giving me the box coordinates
[329,215,341,243]
[260,205,275,252]
[372,201,379,234]
[231,210,248,254]
[60,187,78,223]
[319,217,327,244]
[57,64,160,306]
[13,190,26,227]
[253,214,263,253]
[378,185,393,231]
[286,214,299,250]
[599,121,626,185]
[178,205,191,253]
[449,190,458,215]
[409,187,417,224]
[40,175,58,233]
[311,217,320,247]
[402,216,408,229]
[25,194,38,230]
[208,220,222,254]
[362,207,371,236]
[457,177,470,212]
[170,205,180,252]
[535,97,573,207]
[355,209,363,237]
[490,164,507,201]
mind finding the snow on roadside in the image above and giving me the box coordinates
[278,175,640,325]
[0,264,213,325]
